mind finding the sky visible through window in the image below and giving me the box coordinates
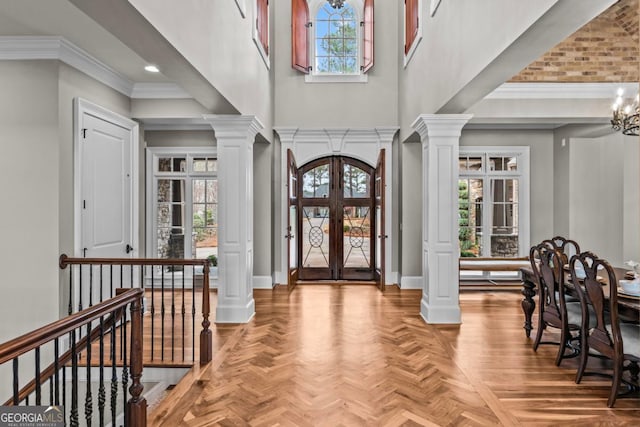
[316,2,358,74]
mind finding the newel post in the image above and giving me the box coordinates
[200,262,212,364]
[126,294,147,426]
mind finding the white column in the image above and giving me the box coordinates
[204,115,263,323]
[411,114,472,324]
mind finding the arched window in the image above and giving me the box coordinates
[292,0,373,80]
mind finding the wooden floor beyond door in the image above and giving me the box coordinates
[150,286,640,426]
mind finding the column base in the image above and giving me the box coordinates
[420,296,461,324]
[215,298,256,323]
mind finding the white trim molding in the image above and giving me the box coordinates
[486,82,637,100]
[253,276,274,289]
[400,276,423,290]
[0,36,190,99]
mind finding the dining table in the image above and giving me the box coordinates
[520,264,640,338]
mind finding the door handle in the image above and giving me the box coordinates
[126,244,134,254]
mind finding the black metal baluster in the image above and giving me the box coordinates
[25,396,29,405]
[13,358,18,405]
[89,263,94,309]
[110,310,118,425]
[192,265,196,361]
[98,316,105,427]
[110,265,114,299]
[121,308,129,422]
[68,268,73,316]
[171,266,176,362]
[99,264,103,303]
[85,320,93,426]
[54,338,60,406]
[49,377,54,406]
[62,363,66,418]
[151,265,155,361]
[79,265,83,312]
[161,267,165,361]
[35,346,41,405]
[13,357,20,406]
[71,329,79,427]
[182,270,186,362]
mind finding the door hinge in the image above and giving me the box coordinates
[306,22,312,28]
[83,248,87,258]
[82,128,87,139]
[83,200,86,209]
[417,17,419,28]
[360,21,364,27]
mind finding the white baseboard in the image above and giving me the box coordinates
[400,276,423,289]
[253,275,274,289]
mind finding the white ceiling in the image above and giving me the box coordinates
[0,0,171,83]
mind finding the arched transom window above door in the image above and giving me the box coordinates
[292,0,374,83]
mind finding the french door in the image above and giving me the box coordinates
[297,156,377,281]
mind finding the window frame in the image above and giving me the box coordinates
[403,0,422,67]
[305,0,368,83]
[253,0,270,69]
[146,147,218,276]
[458,146,530,277]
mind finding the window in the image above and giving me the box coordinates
[293,0,374,82]
[458,147,530,277]
[147,148,218,273]
[404,0,421,66]
[254,0,269,68]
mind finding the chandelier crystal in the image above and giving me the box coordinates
[611,88,639,137]
[327,0,345,9]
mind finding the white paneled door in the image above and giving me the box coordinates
[75,99,138,305]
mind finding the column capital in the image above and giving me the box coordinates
[411,114,473,141]
[203,115,264,140]
[273,127,299,144]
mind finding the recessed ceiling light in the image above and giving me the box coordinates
[144,65,160,73]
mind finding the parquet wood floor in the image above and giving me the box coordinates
[149,286,640,426]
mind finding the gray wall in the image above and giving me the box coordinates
[273,0,398,127]
[569,134,630,265]
[128,0,273,138]
[0,61,60,344]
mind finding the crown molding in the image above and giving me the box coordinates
[487,82,638,100]
[0,36,190,99]
[130,83,192,99]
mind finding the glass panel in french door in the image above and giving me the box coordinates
[458,179,483,257]
[490,178,519,257]
[157,179,186,259]
[343,205,371,268]
[192,179,218,260]
[302,206,330,268]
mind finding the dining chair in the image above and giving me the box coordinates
[543,236,581,266]
[570,252,640,407]
[530,242,583,366]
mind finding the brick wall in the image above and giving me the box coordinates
[511,0,639,82]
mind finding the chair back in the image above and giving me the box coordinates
[530,242,567,326]
[569,252,621,360]
[544,236,581,265]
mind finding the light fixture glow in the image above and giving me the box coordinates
[144,65,160,73]
[611,86,639,137]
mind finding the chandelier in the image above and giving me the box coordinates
[611,88,639,136]
[327,0,345,9]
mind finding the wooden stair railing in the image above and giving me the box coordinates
[0,288,146,426]
[59,254,212,365]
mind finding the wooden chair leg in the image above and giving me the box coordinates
[607,359,623,408]
[575,336,588,384]
[555,326,569,366]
